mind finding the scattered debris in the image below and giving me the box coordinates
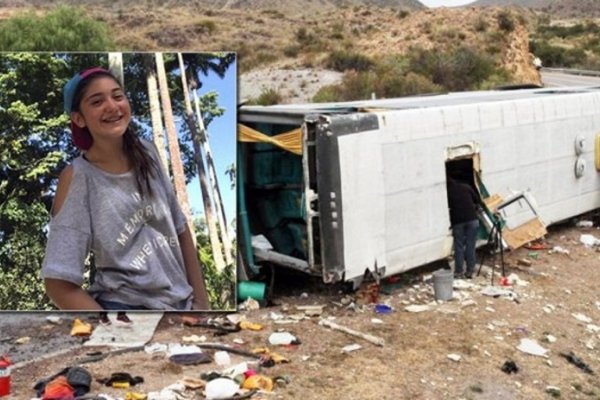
[341,344,362,353]
[296,305,324,317]
[576,220,594,228]
[318,319,385,347]
[268,332,299,346]
[447,354,461,362]
[204,378,239,400]
[545,386,561,397]
[572,313,592,324]
[560,352,594,374]
[550,246,570,255]
[45,316,62,325]
[580,234,600,248]
[14,336,31,345]
[70,319,92,337]
[374,304,393,314]
[545,334,557,343]
[516,338,548,357]
[501,360,519,374]
[517,258,532,267]
[507,273,529,287]
[404,305,430,313]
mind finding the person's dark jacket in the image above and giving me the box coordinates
[447,178,481,226]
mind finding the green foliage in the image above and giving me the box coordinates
[314,45,502,102]
[497,10,515,32]
[326,50,374,72]
[0,6,114,51]
[247,88,283,106]
[529,40,587,68]
[537,21,600,39]
[408,46,495,91]
[195,218,235,310]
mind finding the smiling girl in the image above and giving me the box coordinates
[42,67,210,311]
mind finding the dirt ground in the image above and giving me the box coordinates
[6,218,600,399]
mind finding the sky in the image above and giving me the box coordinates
[183,58,237,233]
[420,0,477,7]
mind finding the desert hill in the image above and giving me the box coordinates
[471,0,600,18]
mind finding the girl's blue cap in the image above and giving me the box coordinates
[63,67,108,114]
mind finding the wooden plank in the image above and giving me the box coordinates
[502,218,547,250]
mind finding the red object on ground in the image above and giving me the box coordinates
[499,276,510,286]
[0,356,10,397]
[42,376,75,400]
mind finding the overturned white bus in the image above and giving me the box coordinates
[238,86,600,287]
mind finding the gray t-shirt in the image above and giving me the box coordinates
[42,139,193,310]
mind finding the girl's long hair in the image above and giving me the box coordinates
[71,70,159,198]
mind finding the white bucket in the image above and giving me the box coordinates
[432,269,453,301]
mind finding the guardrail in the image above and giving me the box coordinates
[542,67,600,77]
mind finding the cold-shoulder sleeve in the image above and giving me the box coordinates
[41,163,92,286]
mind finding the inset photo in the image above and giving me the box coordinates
[0,52,237,311]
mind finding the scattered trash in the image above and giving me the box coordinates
[300,292,309,298]
[205,378,239,400]
[70,319,92,337]
[485,307,496,313]
[404,305,430,313]
[572,313,592,323]
[543,304,556,314]
[545,386,561,397]
[242,374,273,391]
[527,251,539,259]
[499,276,510,286]
[239,321,263,331]
[587,324,600,333]
[356,282,380,305]
[371,318,384,324]
[545,334,557,343]
[180,377,205,390]
[580,234,600,248]
[98,372,144,388]
[233,338,245,345]
[501,360,519,374]
[296,305,324,317]
[268,332,299,346]
[461,299,477,308]
[374,304,393,314]
[144,343,167,355]
[480,286,513,298]
[447,354,461,362]
[507,273,529,287]
[214,351,231,367]
[238,297,260,311]
[576,220,594,228]
[560,351,594,374]
[318,319,385,347]
[525,242,550,250]
[182,335,206,344]
[550,246,570,255]
[516,338,548,357]
[45,316,62,325]
[517,258,532,267]
[14,337,30,345]
[341,344,362,353]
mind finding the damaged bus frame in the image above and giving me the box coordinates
[238,86,600,287]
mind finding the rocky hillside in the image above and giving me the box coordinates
[471,0,600,18]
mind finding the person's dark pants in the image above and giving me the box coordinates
[452,219,479,276]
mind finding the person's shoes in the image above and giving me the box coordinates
[115,313,133,327]
[99,313,111,326]
[454,272,465,279]
[465,273,473,280]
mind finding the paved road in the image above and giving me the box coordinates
[542,70,600,87]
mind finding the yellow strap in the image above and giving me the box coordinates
[238,124,303,155]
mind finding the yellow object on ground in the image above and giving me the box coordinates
[242,375,273,392]
[125,392,147,400]
[112,381,130,389]
[238,124,302,155]
[252,347,289,364]
[595,133,600,171]
[239,320,263,331]
[70,318,92,337]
